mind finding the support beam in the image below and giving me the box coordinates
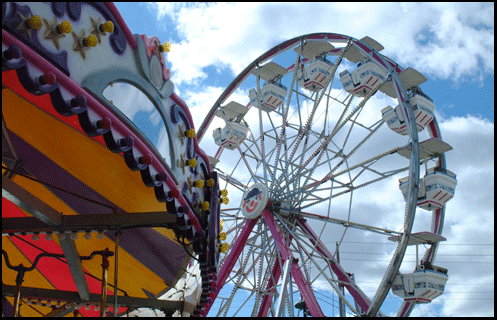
[3,175,91,303]
[275,258,292,317]
[2,211,175,235]
[262,211,324,317]
[257,257,282,317]
[2,284,184,311]
[58,238,91,301]
[44,303,85,317]
[297,217,377,315]
[2,175,61,225]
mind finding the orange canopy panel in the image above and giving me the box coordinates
[2,2,219,317]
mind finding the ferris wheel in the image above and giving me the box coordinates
[193,33,457,317]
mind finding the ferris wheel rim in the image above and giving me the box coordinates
[196,33,449,317]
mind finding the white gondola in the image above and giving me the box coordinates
[399,167,457,211]
[391,268,448,303]
[296,57,334,92]
[215,101,250,121]
[213,121,249,150]
[397,138,453,161]
[389,232,448,303]
[293,40,335,92]
[249,62,288,113]
[339,60,387,97]
[249,82,287,113]
[379,67,428,99]
[382,93,436,135]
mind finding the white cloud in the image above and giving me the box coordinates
[149,2,493,86]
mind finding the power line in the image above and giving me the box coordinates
[330,241,494,246]
[319,258,493,263]
[318,257,494,264]
[354,281,494,286]
[339,251,494,257]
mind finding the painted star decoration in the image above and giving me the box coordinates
[187,176,193,193]
[178,124,185,145]
[43,17,65,50]
[177,154,186,175]
[16,12,38,39]
[71,29,89,59]
[89,17,104,44]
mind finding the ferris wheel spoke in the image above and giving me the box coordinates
[288,93,375,190]
[281,144,406,204]
[217,171,248,193]
[285,231,360,315]
[299,165,410,210]
[257,254,283,317]
[255,65,270,187]
[269,40,305,194]
[271,92,319,194]
[262,210,325,317]
[298,211,402,237]
[296,217,380,315]
[290,41,352,181]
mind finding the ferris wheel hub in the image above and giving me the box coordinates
[241,183,268,219]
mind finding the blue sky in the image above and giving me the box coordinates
[113,2,494,317]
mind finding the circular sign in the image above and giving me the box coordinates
[241,183,268,219]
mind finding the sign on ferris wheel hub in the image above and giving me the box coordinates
[241,183,268,219]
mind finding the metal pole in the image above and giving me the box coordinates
[416,244,419,266]
[288,273,294,317]
[114,231,121,317]
[275,258,293,317]
[100,248,110,317]
[337,243,345,317]
[13,267,25,317]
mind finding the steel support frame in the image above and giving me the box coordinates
[297,216,375,315]
[262,210,324,317]
[2,284,183,311]
[3,176,91,302]
[256,257,282,317]
[275,258,293,317]
[2,211,176,235]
